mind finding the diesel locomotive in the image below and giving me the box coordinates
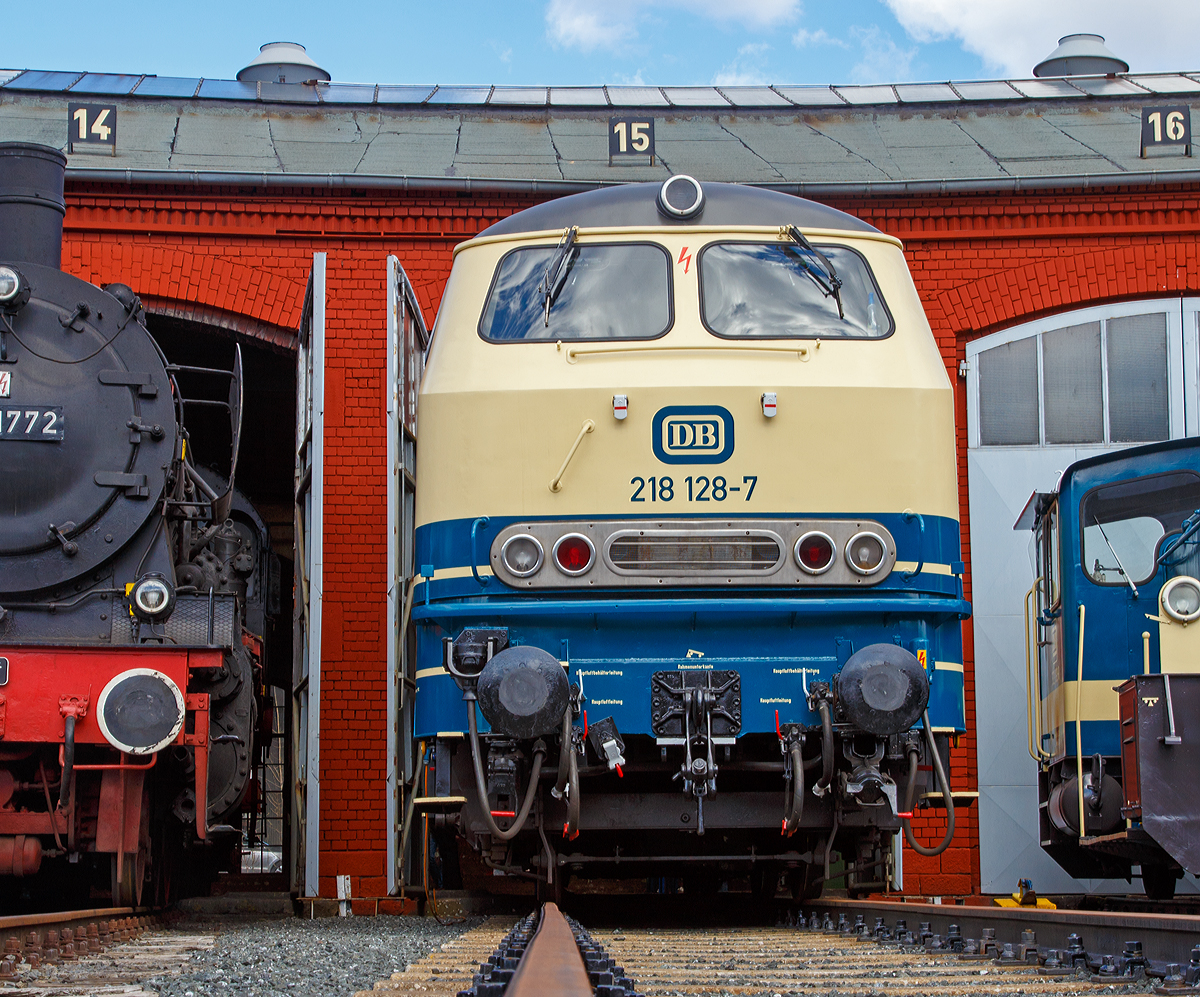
[410,176,969,899]
[0,143,275,906]
[1021,438,1200,899]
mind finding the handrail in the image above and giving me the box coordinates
[470,517,490,588]
[902,510,925,582]
[564,343,810,363]
[1023,581,1042,763]
[1076,603,1087,839]
[548,419,595,492]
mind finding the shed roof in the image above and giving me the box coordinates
[2,65,1199,194]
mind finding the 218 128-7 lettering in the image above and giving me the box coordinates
[630,474,757,502]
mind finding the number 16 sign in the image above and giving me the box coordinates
[67,103,117,155]
[1141,105,1191,158]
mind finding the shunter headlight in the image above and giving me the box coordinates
[795,531,836,574]
[97,668,186,755]
[501,534,544,577]
[0,267,20,302]
[553,534,595,575]
[1162,575,1200,623]
[845,531,887,575]
[131,572,176,621]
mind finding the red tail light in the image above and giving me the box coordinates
[553,534,595,575]
[794,531,835,574]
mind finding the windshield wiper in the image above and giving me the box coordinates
[540,226,579,326]
[1157,508,1200,568]
[1093,515,1138,598]
[785,224,844,319]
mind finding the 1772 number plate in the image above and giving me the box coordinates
[1,406,65,441]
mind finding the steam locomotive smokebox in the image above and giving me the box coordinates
[477,645,570,739]
[0,143,67,269]
[835,643,929,735]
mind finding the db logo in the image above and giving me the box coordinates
[652,405,735,464]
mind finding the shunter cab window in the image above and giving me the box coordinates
[1081,471,1200,586]
[479,242,672,341]
[698,242,892,339]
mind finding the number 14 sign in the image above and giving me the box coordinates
[67,103,117,155]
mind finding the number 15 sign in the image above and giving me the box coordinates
[609,116,655,166]
[67,103,117,155]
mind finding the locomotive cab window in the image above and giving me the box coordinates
[1037,502,1061,610]
[698,242,892,339]
[479,242,672,341]
[1081,471,1200,586]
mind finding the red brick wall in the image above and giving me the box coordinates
[60,179,1200,898]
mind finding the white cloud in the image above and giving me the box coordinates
[546,0,801,53]
[882,0,1200,77]
[849,25,917,83]
[713,43,773,86]
[792,28,849,49]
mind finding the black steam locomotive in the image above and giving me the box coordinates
[0,143,275,906]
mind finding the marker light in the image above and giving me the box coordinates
[0,267,19,302]
[131,572,175,621]
[1162,575,1200,623]
[795,531,835,574]
[501,534,544,577]
[845,532,887,575]
[553,534,595,575]
[762,392,777,418]
[613,395,628,420]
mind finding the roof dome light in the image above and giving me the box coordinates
[1033,34,1129,78]
[237,42,330,85]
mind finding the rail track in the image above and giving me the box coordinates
[367,899,1200,997]
[0,908,215,995]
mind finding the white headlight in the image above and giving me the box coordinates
[1162,576,1200,623]
[132,574,175,620]
[0,267,20,302]
[501,534,544,577]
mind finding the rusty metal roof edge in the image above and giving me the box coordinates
[61,167,1200,196]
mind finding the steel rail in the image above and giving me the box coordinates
[506,902,592,997]
[808,897,1200,968]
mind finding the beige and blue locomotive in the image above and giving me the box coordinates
[413,177,967,897]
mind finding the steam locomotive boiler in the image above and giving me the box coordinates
[0,143,275,906]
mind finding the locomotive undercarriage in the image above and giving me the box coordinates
[431,722,951,899]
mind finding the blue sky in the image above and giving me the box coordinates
[8,0,1198,88]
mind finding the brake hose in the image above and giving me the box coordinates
[59,716,75,811]
[783,741,805,836]
[900,710,956,856]
[467,702,546,842]
[565,742,580,838]
[815,699,835,793]
[552,707,573,800]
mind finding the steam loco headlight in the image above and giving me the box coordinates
[845,531,887,575]
[0,265,29,311]
[131,572,176,621]
[501,534,544,577]
[795,531,836,574]
[97,668,186,755]
[835,643,930,736]
[553,533,595,575]
[1162,576,1200,623]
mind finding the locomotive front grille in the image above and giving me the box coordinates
[607,531,783,573]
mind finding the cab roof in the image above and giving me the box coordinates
[478,180,880,237]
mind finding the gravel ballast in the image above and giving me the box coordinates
[146,915,483,997]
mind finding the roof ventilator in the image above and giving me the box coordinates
[1033,34,1128,77]
[236,42,330,85]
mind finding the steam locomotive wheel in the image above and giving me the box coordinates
[111,785,151,907]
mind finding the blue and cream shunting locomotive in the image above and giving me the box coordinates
[411,176,968,897]
[1021,438,1200,899]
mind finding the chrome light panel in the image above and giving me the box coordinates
[490,519,896,588]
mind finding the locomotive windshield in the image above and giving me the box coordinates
[480,242,672,341]
[1081,471,1200,585]
[699,242,892,339]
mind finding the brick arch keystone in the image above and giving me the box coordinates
[935,243,1200,338]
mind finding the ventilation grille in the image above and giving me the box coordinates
[608,532,782,573]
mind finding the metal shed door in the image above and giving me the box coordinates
[293,253,326,896]
[386,256,429,894]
